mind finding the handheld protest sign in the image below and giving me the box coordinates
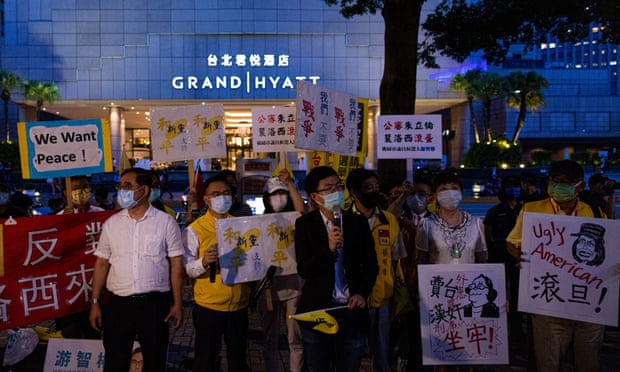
[17,119,112,179]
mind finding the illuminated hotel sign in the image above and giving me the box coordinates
[171,53,320,93]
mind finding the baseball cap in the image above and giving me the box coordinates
[264,177,288,194]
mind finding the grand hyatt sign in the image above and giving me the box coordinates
[171,53,320,93]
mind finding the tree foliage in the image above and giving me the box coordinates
[24,80,60,121]
[464,135,521,168]
[422,0,620,65]
[504,71,549,144]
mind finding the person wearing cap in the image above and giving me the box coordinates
[506,160,606,372]
[259,170,306,372]
[517,170,545,205]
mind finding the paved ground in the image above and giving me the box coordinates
[3,278,620,371]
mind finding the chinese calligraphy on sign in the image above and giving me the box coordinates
[376,115,442,159]
[518,213,620,326]
[252,107,296,152]
[43,339,105,372]
[150,104,226,162]
[294,80,358,155]
[216,212,300,284]
[418,264,509,365]
[0,211,115,331]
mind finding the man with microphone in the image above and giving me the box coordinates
[183,173,252,372]
[294,166,378,371]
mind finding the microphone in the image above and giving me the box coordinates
[332,207,343,249]
[209,262,216,283]
[250,265,278,310]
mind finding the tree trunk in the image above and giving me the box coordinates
[378,0,423,183]
[483,99,492,142]
[1,89,9,142]
[468,99,480,143]
[511,100,527,144]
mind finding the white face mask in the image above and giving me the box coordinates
[210,195,233,214]
[436,189,462,210]
[270,194,288,212]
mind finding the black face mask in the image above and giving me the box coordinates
[359,191,383,209]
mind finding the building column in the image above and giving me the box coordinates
[108,106,124,171]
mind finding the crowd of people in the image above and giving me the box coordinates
[5,159,618,372]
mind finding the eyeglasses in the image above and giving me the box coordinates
[116,183,143,191]
[206,190,233,198]
[71,188,91,194]
[316,183,344,194]
[130,359,143,366]
[467,283,488,290]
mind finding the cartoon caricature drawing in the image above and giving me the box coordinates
[463,274,500,318]
[571,223,606,267]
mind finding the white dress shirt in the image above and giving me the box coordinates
[95,205,184,296]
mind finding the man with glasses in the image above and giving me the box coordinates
[184,173,252,372]
[89,168,184,372]
[294,166,378,372]
[506,160,606,371]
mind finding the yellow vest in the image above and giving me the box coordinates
[190,213,251,312]
[368,209,401,308]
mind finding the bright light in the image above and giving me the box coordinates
[501,163,508,169]
[519,164,526,168]
[459,164,465,168]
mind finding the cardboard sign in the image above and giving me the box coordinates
[295,80,358,155]
[518,212,620,326]
[17,119,112,179]
[377,115,442,159]
[43,338,105,372]
[150,103,226,162]
[252,107,296,152]
[418,264,509,365]
[216,211,300,284]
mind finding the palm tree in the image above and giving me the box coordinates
[505,71,549,144]
[451,69,483,143]
[475,72,505,143]
[24,80,60,121]
[0,70,24,142]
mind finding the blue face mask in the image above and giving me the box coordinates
[117,189,138,209]
[149,188,161,203]
[320,190,345,211]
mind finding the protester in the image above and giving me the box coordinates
[10,183,34,215]
[388,170,434,372]
[346,168,405,372]
[416,171,487,265]
[150,172,176,217]
[259,171,305,372]
[184,169,253,224]
[518,170,544,205]
[506,160,606,371]
[89,168,184,372]
[294,166,378,372]
[55,175,105,339]
[483,176,524,343]
[184,173,251,372]
[129,347,144,372]
[93,187,115,210]
[59,176,105,215]
[0,183,28,218]
[580,173,616,219]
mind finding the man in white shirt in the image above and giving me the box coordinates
[89,168,184,372]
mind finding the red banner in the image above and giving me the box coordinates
[0,211,116,330]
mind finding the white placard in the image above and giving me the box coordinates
[216,211,300,284]
[418,264,509,365]
[377,114,442,159]
[252,107,297,152]
[44,338,105,372]
[295,80,358,155]
[150,104,226,162]
[518,212,620,326]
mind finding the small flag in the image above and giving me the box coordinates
[391,259,414,320]
[289,305,347,334]
[194,161,205,210]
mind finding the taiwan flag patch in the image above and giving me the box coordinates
[378,229,390,245]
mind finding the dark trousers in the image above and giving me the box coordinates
[192,304,249,372]
[102,292,171,372]
[301,309,367,372]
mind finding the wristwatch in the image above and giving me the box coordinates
[90,298,100,305]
